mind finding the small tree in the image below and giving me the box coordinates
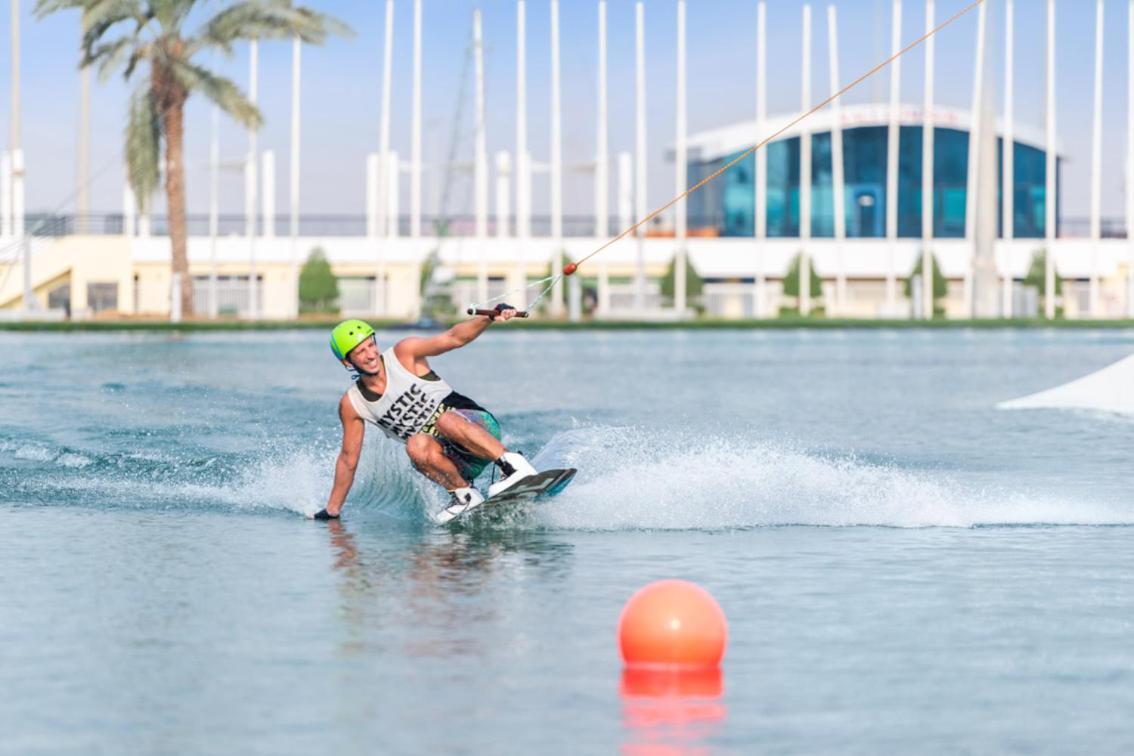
[1024,248,1062,316]
[783,251,823,300]
[660,254,704,304]
[299,248,338,313]
[903,250,948,315]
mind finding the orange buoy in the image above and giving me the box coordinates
[618,579,727,668]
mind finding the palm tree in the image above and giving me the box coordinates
[36,0,349,318]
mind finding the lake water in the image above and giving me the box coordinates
[3,328,1134,754]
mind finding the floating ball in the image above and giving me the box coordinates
[618,580,727,668]
[563,262,578,276]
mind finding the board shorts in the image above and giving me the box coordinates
[428,392,502,482]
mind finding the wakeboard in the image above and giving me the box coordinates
[441,468,577,525]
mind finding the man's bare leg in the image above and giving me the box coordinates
[406,434,467,490]
[433,411,507,460]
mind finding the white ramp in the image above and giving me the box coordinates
[999,353,1134,415]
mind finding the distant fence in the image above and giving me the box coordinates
[14,213,635,238]
[9,212,1132,240]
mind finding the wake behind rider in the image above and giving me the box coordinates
[313,307,536,523]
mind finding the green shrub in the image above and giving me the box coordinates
[299,247,339,313]
[783,251,823,299]
[903,250,947,315]
[660,254,704,303]
[1024,248,1062,316]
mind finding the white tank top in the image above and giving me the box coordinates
[345,346,454,441]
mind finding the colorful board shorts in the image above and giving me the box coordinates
[428,392,502,482]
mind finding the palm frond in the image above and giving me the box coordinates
[86,36,132,78]
[126,82,163,212]
[170,59,262,129]
[151,0,194,33]
[36,0,152,78]
[80,1,148,55]
[192,0,351,55]
[33,0,90,18]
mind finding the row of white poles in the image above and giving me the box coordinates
[7,0,31,310]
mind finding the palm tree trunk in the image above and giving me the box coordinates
[162,100,194,318]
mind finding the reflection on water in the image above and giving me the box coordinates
[325,520,575,659]
[621,667,727,755]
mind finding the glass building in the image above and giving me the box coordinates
[686,119,1059,240]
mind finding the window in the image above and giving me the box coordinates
[191,275,263,316]
[686,122,1058,240]
[87,282,118,313]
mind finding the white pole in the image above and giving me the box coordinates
[170,273,182,323]
[675,0,687,316]
[138,195,150,238]
[1089,0,1103,318]
[886,0,901,314]
[474,9,489,306]
[209,102,219,319]
[1045,0,1056,320]
[12,0,28,311]
[550,0,566,317]
[386,150,400,237]
[366,153,379,238]
[261,150,275,240]
[16,150,29,310]
[800,4,812,317]
[615,150,632,313]
[10,0,20,155]
[921,0,935,320]
[516,0,529,242]
[618,152,633,231]
[78,64,90,233]
[964,0,986,317]
[596,0,609,314]
[376,0,394,314]
[634,1,648,312]
[828,4,845,316]
[1129,0,1134,318]
[1002,0,1014,317]
[515,0,529,309]
[247,39,259,320]
[496,151,511,238]
[755,1,767,317]
[290,36,301,317]
[616,151,635,312]
[123,184,136,238]
[378,0,394,240]
[411,0,423,238]
[0,152,9,237]
[596,0,609,240]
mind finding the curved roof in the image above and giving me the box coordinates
[677,102,1055,163]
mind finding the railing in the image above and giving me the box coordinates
[8,212,1133,240]
[7,213,638,238]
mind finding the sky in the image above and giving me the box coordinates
[1,0,1129,224]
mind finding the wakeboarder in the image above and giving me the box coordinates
[313,306,537,523]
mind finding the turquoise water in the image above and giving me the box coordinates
[3,329,1134,753]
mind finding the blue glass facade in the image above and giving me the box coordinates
[686,125,1056,239]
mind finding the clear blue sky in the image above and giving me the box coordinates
[1,0,1127,221]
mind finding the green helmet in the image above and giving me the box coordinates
[330,319,375,361]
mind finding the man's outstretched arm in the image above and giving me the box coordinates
[313,394,365,520]
[397,306,518,361]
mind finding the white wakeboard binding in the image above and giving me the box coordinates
[487,452,539,499]
[436,486,486,524]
